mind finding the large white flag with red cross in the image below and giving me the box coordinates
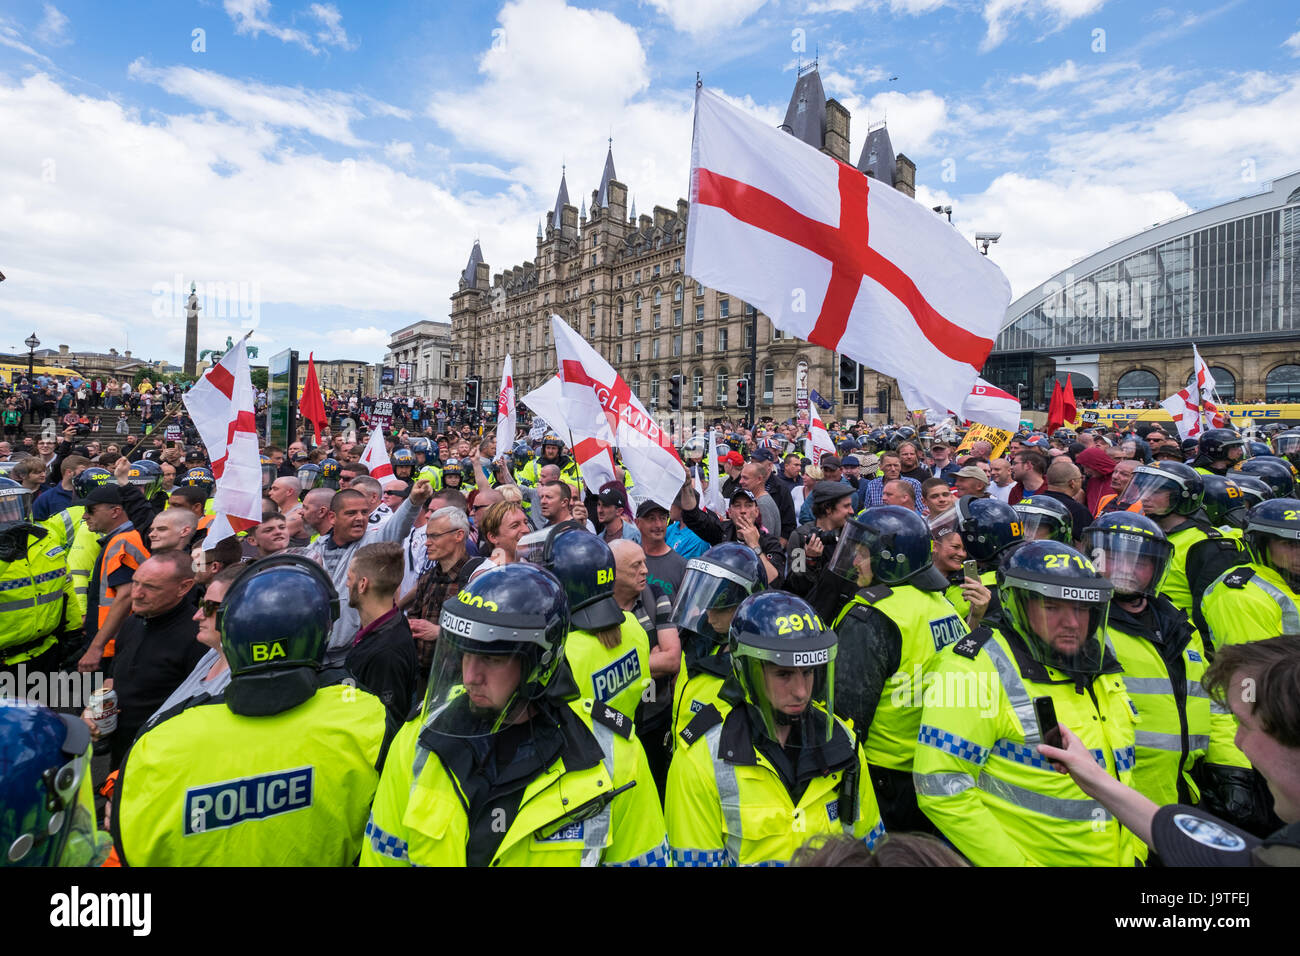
[900,375,1021,432]
[182,335,261,544]
[1161,343,1228,439]
[684,88,1011,416]
[496,354,516,464]
[551,315,685,508]
[805,404,835,466]
[357,426,393,480]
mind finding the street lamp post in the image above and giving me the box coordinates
[24,332,39,381]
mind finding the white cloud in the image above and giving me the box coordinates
[859,89,948,155]
[128,60,375,147]
[383,140,414,165]
[646,0,768,37]
[982,0,1107,51]
[223,0,352,54]
[0,72,532,362]
[35,4,70,47]
[1010,59,1079,90]
[328,327,391,349]
[308,3,353,49]
[806,0,946,14]
[0,19,56,66]
[1285,31,1300,56]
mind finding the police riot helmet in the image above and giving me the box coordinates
[540,433,564,458]
[73,467,113,500]
[1273,430,1300,470]
[1246,441,1272,459]
[0,477,33,530]
[728,592,837,745]
[426,563,570,736]
[828,506,943,589]
[296,461,322,490]
[318,458,341,490]
[391,448,414,473]
[672,543,767,656]
[442,462,463,487]
[0,701,106,867]
[1231,474,1273,514]
[1200,475,1251,528]
[511,440,533,469]
[180,466,215,494]
[997,541,1113,677]
[260,455,276,492]
[1116,461,1204,518]
[1081,512,1172,600]
[1234,456,1295,499]
[458,457,478,484]
[681,435,706,461]
[954,496,1025,566]
[1243,499,1300,592]
[218,554,340,716]
[1198,428,1246,464]
[410,437,432,464]
[522,522,623,633]
[891,426,917,449]
[126,459,164,499]
[1013,494,1073,545]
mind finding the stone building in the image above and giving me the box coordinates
[448,64,919,431]
[384,320,455,403]
[297,358,373,399]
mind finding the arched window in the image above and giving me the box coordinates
[1116,369,1161,401]
[1044,371,1095,401]
[763,365,775,403]
[716,368,728,405]
[653,289,662,306]
[632,374,642,399]
[635,292,642,310]
[589,301,596,317]
[692,369,704,406]
[1187,367,1236,401]
[1266,365,1300,402]
[616,297,624,316]
[673,283,683,302]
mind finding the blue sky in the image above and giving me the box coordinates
[1,0,1298,367]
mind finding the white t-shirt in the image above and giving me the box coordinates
[988,481,1014,504]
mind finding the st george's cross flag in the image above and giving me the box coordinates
[357,426,394,481]
[1161,344,1229,440]
[182,334,261,544]
[684,88,1011,416]
[805,403,836,466]
[551,315,685,509]
[496,355,516,464]
[900,375,1022,433]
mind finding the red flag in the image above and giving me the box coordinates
[1047,379,1064,433]
[1062,373,1078,428]
[299,353,328,445]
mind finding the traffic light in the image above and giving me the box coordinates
[838,355,860,393]
[668,374,682,412]
[736,379,748,408]
[465,377,480,409]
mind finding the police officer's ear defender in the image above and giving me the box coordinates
[215,552,341,634]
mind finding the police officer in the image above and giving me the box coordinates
[1233,456,1295,499]
[665,591,884,866]
[296,460,323,492]
[669,543,767,740]
[934,494,1023,627]
[1083,512,1247,816]
[260,455,276,494]
[526,523,650,721]
[0,477,80,679]
[1202,499,1300,646]
[828,506,969,831]
[112,555,389,865]
[0,701,111,867]
[914,541,1143,866]
[519,434,580,489]
[1191,428,1247,476]
[362,563,668,866]
[391,447,415,483]
[60,466,112,620]
[411,438,444,490]
[319,458,341,491]
[1013,494,1073,544]
[126,458,168,513]
[1273,429,1300,471]
[1114,461,1218,619]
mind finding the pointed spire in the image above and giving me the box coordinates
[462,239,484,288]
[857,123,897,185]
[595,137,617,209]
[580,196,587,219]
[552,164,570,233]
[629,194,637,222]
[781,63,827,150]
[537,219,543,240]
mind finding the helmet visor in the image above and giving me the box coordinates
[1014,504,1070,543]
[1116,469,1178,516]
[420,604,551,738]
[0,489,32,525]
[732,649,836,745]
[1081,526,1172,597]
[1003,577,1111,676]
[672,559,756,645]
[1274,433,1300,464]
[827,519,879,585]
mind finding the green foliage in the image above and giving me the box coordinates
[250,367,268,390]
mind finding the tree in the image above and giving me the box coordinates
[250,367,268,390]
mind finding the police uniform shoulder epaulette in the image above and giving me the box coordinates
[1222,567,1256,589]
[857,584,893,604]
[678,703,723,747]
[591,701,634,739]
[952,626,994,660]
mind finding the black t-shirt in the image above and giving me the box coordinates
[346,610,418,725]
[1038,489,1095,542]
[110,599,206,764]
[643,547,687,600]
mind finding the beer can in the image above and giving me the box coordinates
[88,687,118,735]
